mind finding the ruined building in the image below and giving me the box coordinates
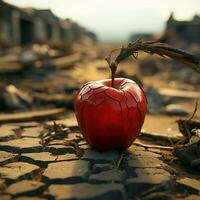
[0,0,97,47]
[160,13,200,47]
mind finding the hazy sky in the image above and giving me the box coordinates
[5,0,200,41]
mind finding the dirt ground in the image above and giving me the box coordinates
[0,43,200,199]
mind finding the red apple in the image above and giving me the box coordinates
[74,78,147,151]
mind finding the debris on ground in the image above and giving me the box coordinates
[173,103,200,170]
[0,41,199,199]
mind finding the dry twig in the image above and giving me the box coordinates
[176,100,199,144]
[40,121,70,145]
[116,151,125,169]
[173,101,200,168]
[105,39,200,73]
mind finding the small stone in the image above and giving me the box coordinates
[176,177,200,194]
[89,169,126,183]
[43,160,89,183]
[0,151,18,164]
[82,149,119,163]
[21,126,43,138]
[126,174,170,196]
[165,104,188,116]
[92,163,113,173]
[5,180,44,196]
[47,183,127,200]
[128,157,165,168]
[23,152,78,162]
[0,162,39,179]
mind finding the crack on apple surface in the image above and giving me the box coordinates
[82,89,109,103]
[119,79,128,89]
[126,90,146,129]
[123,92,132,119]
[105,90,124,102]
[115,78,125,89]
[80,85,91,96]
[118,101,123,120]
[124,91,137,109]
[76,78,147,150]
[81,89,93,101]
[80,81,93,89]
[127,87,140,103]
[136,102,143,129]
[137,83,148,104]
[121,91,129,119]
[126,90,140,105]
[119,79,136,90]
[92,87,107,95]
[126,91,142,133]
[89,84,104,89]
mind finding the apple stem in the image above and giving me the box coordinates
[110,63,117,88]
[111,70,115,87]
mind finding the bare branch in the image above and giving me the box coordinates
[106,40,200,74]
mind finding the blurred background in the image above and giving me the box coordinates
[1,0,200,42]
[0,0,199,125]
[0,2,200,199]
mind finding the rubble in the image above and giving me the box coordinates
[138,58,159,76]
[165,104,188,116]
[172,101,200,172]
[145,86,170,114]
[159,88,200,99]
[0,11,199,199]
[0,1,97,47]
[0,108,67,124]
[2,85,32,110]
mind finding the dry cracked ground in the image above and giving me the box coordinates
[0,43,200,200]
[0,115,200,200]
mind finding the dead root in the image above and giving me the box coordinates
[173,101,200,168]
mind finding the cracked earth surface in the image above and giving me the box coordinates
[0,115,199,200]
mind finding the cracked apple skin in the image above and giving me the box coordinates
[74,78,147,151]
